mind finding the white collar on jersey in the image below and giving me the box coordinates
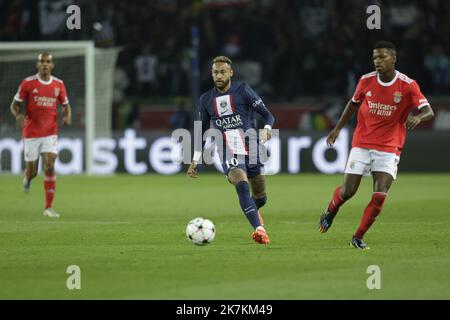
[377,70,398,87]
[36,73,53,85]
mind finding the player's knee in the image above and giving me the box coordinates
[228,168,247,185]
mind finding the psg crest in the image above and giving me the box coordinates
[54,87,60,96]
[393,91,402,103]
[215,95,233,116]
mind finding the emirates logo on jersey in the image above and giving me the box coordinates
[367,101,397,116]
[54,87,60,96]
[34,96,56,107]
[393,91,402,103]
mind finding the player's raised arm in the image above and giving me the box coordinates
[327,99,360,147]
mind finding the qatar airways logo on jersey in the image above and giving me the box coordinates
[367,101,397,117]
[34,96,56,107]
[215,114,243,129]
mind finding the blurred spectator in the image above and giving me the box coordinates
[0,0,32,40]
[112,66,130,130]
[113,66,130,104]
[126,101,140,130]
[38,0,71,39]
[424,45,450,93]
[92,5,115,48]
[170,101,191,130]
[3,0,450,98]
[389,1,419,31]
[158,40,179,96]
[134,44,159,96]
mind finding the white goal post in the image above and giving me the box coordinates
[0,41,119,175]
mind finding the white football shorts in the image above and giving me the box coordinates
[23,135,58,162]
[344,147,400,180]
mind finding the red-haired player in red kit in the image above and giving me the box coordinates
[318,41,434,249]
[10,52,72,218]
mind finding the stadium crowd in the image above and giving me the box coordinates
[1,0,449,101]
[0,0,450,129]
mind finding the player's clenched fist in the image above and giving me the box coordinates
[326,128,340,147]
[187,162,199,178]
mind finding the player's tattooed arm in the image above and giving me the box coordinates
[327,100,360,146]
[10,99,24,128]
[62,103,72,126]
[405,105,434,130]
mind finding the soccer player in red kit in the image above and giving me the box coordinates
[10,52,72,218]
[318,41,434,249]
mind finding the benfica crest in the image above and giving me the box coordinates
[393,91,402,103]
[54,87,60,97]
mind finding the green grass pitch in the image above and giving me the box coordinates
[0,173,449,299]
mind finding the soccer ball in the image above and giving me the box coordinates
[186,217,216,245]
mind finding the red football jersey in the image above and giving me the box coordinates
[351,70,429,155]
[14,74,69,138]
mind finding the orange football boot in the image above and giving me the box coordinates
[252,227,270,244]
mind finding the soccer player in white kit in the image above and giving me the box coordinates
[10,52,72,218]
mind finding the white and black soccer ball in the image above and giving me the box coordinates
[186,217,216,245]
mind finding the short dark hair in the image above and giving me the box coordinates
[212,56,232,66]
[374,41,396,52]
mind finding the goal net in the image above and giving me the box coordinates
[0,41,119,174]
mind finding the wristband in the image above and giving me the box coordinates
[193,151,202,162]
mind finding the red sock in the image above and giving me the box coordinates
[44,175,56,209]
[354,192,387,239]
[327,186,345,214]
